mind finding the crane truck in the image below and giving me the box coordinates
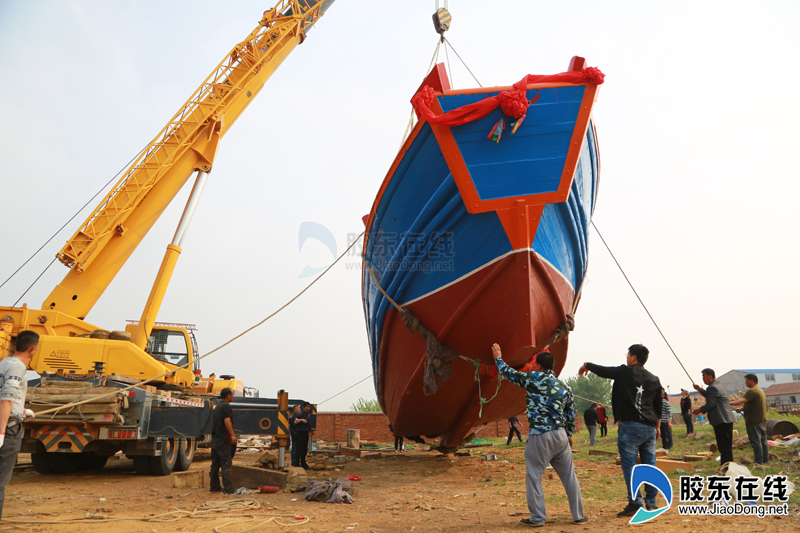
[0,0,332,475]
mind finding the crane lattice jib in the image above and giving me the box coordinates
[56,0,326,273]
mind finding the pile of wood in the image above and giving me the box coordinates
[25,379,127,425]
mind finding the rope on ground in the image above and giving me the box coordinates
[590,221,695,385]
[1,498,310,529]
[34,231,366,417]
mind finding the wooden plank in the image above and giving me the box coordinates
[29,403,120,414]
[339,447,366,458]
[588,449,617,456]
[656,459,691,472]
[230,464,288,489]
[683,455,706,462]
[173,470,204,488]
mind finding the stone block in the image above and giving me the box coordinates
[346,429,360,449]
[285,466,308,484]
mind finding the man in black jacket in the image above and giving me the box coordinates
[210,388,236,494]
[583,403,599,446]
[579,344,662,517]
[680,389,694,436]
[693,368,735,466]
[292,402,313,469]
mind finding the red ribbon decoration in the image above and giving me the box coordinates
[411,66,604,128]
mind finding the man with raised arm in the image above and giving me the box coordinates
[493,343,586,527]
[578,344,662,517]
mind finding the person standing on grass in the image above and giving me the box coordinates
[0,331,37,519]
[507,416,524,445]
[730,374,768,464]
[680,389,694,436]
[578,344,662,517]
[492,344,587,527]
[660,389,673,451]
[693,368,735,466]
[583,403,599,446]
[596,403,609,437]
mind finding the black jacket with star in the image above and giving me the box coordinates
[585,363,662,427]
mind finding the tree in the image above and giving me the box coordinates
[564,373,612,415]
[350,397,382,412]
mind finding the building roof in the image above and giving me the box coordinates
[763,382,800,396]
[736,369,800,373]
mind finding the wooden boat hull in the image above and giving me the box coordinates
[362,59,601,448]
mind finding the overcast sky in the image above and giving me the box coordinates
[1,1,798,412]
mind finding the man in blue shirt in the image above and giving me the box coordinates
[493,343,586,527]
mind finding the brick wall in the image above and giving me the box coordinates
[315,412,586,442]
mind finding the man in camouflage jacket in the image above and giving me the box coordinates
[493,343,586,527]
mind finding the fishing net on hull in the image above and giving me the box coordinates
[399,308,461,396]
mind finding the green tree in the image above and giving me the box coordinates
[350,397,382,412]
[564,373,612,415]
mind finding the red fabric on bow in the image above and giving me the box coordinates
[411,66,604,129]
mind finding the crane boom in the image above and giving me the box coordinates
[45,0,332,319]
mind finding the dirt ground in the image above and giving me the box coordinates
[3,439,799,533]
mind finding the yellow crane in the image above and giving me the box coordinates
[1,0,334,392]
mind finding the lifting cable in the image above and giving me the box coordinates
[591,221,696,385]
[33,231,366,417]
[1,143,150,299]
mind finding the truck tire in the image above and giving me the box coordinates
[132,456,152,475]
[31,452,52,474]
[174,438,196,472]
[79,453,109,471]
[149,438,178,475]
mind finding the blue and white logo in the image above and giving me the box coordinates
[629,464,673,524]
[297,222,337,278]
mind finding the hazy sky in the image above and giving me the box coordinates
[1,1,798,412]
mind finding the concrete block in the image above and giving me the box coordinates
[173,470,204,488]
[331,455,346,464]
[346,429,360,449]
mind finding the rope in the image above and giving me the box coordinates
[591,221,696,385]
[1,498,310,529]
[1,143,149,293]
[317,374,373,406]
[443,36,482,87]
[400,38,443,150]
[33,231,365,416]
[467,358,503,418]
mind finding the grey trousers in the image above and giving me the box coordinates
[0,424,23,520]
[524,428,584,525]
[746,422,769,464]
[587,424,597,446]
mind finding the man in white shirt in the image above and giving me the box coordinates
[0,330,38,519]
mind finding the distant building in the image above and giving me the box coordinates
[763,382,800,411]
[714,369,800,398]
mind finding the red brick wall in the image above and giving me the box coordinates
[315,412,586,442]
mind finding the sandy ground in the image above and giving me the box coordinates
[3,442,799,533]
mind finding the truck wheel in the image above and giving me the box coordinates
[132,456,152,475]
[149,438,178,475]
[47,453,80,474]
[174,438,196,472]
[79,453,109,470]
[31,452,52,474]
